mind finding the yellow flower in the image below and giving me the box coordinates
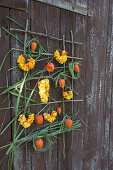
[43,111,57,123]
[47,116,56,123]
[63,91,73,100]
[18,114,34,128]
[51,111,57,117]
[38,79,49,103]
[54,50,67,64]
[23,122,31,128]
[43,113,50,120]
[17,54,35,71]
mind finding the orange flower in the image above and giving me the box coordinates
[46,63,54,72]
[59,79,65,88]
[74,64,79,72]
[31,41,37,51]
[66,119,72,128]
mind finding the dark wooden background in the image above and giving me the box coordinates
[0,0,113,170]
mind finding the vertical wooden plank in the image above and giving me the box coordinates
[83,0,109,169]
[10,3,29,169]
[30,1,47,170]
[58,7,75,170]
[0,7,11,170]
[107,0,113,169]
[0,7,11,169]
[71,0,88,170]
[45,4,60,170]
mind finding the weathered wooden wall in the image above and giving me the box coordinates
[0,0,113,170]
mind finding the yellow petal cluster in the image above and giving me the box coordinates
[54,50,67,64]
[43,111,57,123]
[18,114,34,128]
[17,54,35,71]
[38,79,49,103]
[63,91,73,100]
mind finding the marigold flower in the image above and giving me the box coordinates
[38,79,49,103]
[23,122,31,128]
[54,50,67,64]
[43,111,57,123]
[17,54,35,71]
[18,114,34,128]
[63,91,73,100]
[51,111,57,117]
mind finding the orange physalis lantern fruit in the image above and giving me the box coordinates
[31,41,37,51]
[58,79,65,89]
[35,115,43,125]
[74,64,79,72]
[46,63,54,72]
[57,107,61,115]
[66,119,72,128]
[35,139,43,149]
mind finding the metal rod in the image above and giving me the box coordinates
[10,28,82,45]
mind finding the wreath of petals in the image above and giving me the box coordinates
[54,50,67,64]
[18,114,34,128]
[43,111,57,123]
[17,54,35,71]
[63,91,73,100]
[38,79,49,103]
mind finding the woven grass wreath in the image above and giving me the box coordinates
[0,17,84,169]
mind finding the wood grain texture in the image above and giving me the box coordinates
[0,7,11,170]
[106,0,113,169]
[0,0,27,11]
[71,0,88,170]
[0,0,113,169]
[10,5,30,170]
[30,1,47,170]
[84,0,109,169]
[45,4,60,170]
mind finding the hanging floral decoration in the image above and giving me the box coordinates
[17,54,35,71]
[38,79,50,103]
[43,111,57,123]
[63,91,73,100]
[0,17,84,169]
[18,114,35,128]
[54,50,67,64]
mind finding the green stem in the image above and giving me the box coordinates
[6,16,25,29]
[2,27,24,45]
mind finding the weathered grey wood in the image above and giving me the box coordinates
[30,1,47,170]
[0,0,27,11]
[45,4,60,170]
[0,6,11,170]
[83,0,109,169]
[34,0,91,16]
[106,0,113,169]
[71,0,88,170]
[10,5,30,170]
[0,0,113,169]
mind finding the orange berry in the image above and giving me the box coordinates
[57,107,61,115]
[35,115,43,125]
[31,41,37,51]
[58,79,65,89]
[46,63,54,72]
[66,119,72,128]
[74,64,79,72]
[35,139,43,149]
